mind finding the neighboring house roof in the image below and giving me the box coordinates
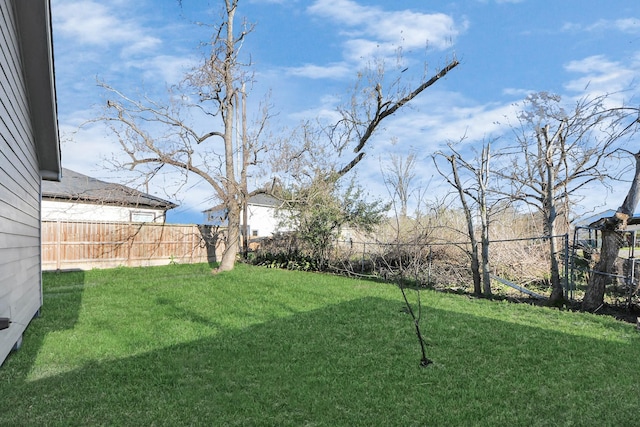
[583,211,640,230]
[245,193,282,208]
[203,193,282,213]
[573,210,617,227]
[14,0,60,181]
[42,168,177,210]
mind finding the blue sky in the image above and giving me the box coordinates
[51,0,640,224]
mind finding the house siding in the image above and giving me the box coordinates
[247,204,281,237]
[42,200,167,223]
[0,0,44,365]
[205,195,288,238]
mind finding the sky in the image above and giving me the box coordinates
[50,0,640,224]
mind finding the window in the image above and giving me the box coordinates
[131,211,155,223]
[252,230,259,237]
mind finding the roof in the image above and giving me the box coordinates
[246,193,282,208]
[14,0,61,181]
[42,168,177,210]
[573,210,617,227]
[203,193,282,213]
[585,211,640,231]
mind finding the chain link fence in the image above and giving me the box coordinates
[571,227,640,306]
[253,232,576,300]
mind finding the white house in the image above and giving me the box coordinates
[204,193,284,238]
[0,0,61,365]
[42,168,177,223]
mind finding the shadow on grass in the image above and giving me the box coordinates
[197,224,221,268]
[1,270,85,375]
[1,296,639,426]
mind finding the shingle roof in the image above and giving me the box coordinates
[202,193,282,213]
[42,169,177,210]
[246,193,282,208]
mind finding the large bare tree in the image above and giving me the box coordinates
[102,2,459,273]
[101,0,268,272]
[499,92,634,304]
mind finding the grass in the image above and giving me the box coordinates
[1,263,639,426]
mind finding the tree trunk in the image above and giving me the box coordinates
[481,235,491,297]
[479,152,491,298]
[470,247,482,296]
[218,199,241,272]
[542,125,564,305]
[548,239,564,304]
[216,0,240,273]
[448,155,482,296]
[583,151,640,310]
[543,196,564,304]
[583,229,623,311]
[241,84,249,258]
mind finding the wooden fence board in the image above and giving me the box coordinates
[42,221,224,270]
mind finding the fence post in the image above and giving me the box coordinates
[427,246,432,286]
[56,220,61,270]
[564,233,570,300]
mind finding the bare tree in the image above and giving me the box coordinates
[333,58,459,180]
[382,151,418,219]
[271,56,459,190]
[499,92,635,304]
[266,55,460,276]
[100,0,270,272]
[101,4,459,273]
[434,140,494,297]
[373,211,436,367]
[583,149,640,311]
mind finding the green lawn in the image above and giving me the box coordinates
[1,263,639,426]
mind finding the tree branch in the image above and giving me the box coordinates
[333,60,460,180]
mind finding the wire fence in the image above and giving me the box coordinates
[254,232,574,300]
[42,219,640,305]
[571,226,640,306]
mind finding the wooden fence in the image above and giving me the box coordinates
[42,221,224,271]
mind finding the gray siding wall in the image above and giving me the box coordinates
[0,0,43,365]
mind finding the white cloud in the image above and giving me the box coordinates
[563,55,638,96]
[343,39,390,62]
[502,87,533,97]
[347,102,518,206]
[611,18,640,33]
[52,0,161,55]
[286,62,352,79]
[288,94,343,123]
[306,0,464,65]
[562,17,640,34]
[59,120,124,175]
[309,0,463,51]
[123,54,197,85]
[382,100,517,148]
[372,10,463,51]
[587,18,640,33]
[308,0,375,26]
